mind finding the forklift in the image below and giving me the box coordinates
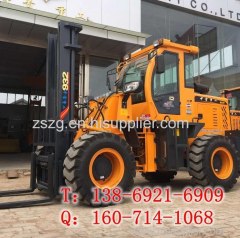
[0,21,82,209]
[1,21,239,209]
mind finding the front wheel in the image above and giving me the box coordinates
[63,132,136,205]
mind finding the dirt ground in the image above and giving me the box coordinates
[0,172,240,238]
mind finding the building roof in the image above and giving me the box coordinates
[0,1,149,49]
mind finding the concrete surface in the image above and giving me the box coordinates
[0,172,239,238]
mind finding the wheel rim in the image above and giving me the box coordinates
[210,147,234,180]
[89,148,124,188]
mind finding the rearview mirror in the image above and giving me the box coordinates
[156,55,165,74]
[106,68,117,91]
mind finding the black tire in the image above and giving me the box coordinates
[189,135,239,191]
[63,132,136,205]
[141,171,177,183]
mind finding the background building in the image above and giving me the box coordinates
[142,0,240,96]
[0,0,147,152]
[0,0,240,152]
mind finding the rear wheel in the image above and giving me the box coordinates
[63,132,136,205]
[141,171,177,183]
[189,135,239,191]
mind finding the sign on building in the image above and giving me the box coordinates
[159,0,240,23]
[0,0,141,31]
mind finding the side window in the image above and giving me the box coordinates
[185,54,194,88]
[153,52,178,97]
[131,57,148,104]
[226,91,240,110]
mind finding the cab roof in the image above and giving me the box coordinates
[130,38,199,59]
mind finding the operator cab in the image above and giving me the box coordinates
[115,38,209,118]
[222,88,240,111]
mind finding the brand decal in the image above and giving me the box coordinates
[60,71,70,120]
[140,114,151,120]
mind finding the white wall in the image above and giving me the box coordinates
[3,0,141,32]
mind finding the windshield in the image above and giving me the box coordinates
[116,56,148,90]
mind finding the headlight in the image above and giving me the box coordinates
[124,81,140,93]
[153,39,164,48]
[123,54,131,61]
[153,40,160,47]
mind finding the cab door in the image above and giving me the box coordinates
[152,52,180,115]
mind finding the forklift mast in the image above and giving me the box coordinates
[0,21,82,209]
[47,21,82,121]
